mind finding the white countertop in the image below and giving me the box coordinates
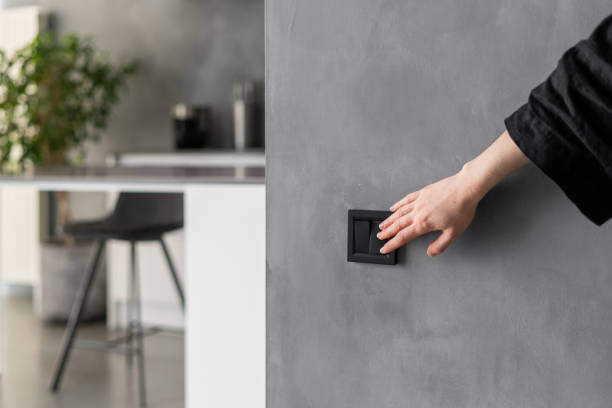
[107,150,266,168]
[0,165,265,192]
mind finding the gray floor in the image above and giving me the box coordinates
[0,290,184,408]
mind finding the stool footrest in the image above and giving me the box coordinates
[73,338,137,354]
[71,326,168,354]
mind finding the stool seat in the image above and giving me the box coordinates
[65,219,183,241]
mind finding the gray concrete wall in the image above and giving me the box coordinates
[3,0,264,162]
[267,1,612,407]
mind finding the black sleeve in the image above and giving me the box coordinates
[504,15,612,225]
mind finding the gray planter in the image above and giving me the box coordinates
[35,241,106,323]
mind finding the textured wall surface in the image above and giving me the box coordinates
[3,0,264,161]
[267,1,612,407]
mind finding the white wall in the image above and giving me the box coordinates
[0,6,46,55]
[0,7,48,286]
[0,5,47,377]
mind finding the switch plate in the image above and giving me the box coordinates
[347,209,397,265]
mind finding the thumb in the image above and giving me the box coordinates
[427,229,455,257]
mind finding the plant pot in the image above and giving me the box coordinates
[35,240,106,323]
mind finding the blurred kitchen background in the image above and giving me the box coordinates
[0,1,264,407]
[3,0,265,158]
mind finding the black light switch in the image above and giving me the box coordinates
[368,223,384,254]
[354,220,371,253]
[347,209,397,265]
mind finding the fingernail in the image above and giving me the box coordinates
[377,232,383,239]
[380,248,386,254]
[379,222,385,228]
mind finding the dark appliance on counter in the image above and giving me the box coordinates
[172,104,211,149]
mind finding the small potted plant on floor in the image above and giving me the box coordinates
[0,32,137,321]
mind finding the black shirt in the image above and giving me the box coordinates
[505,15,612,225]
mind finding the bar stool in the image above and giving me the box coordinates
[49,192,185,407]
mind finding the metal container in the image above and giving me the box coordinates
[233,81,257,150]
[36,241,106,323]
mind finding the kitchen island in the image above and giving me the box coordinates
[0,165,265,408]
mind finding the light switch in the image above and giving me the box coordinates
[354,220,371,253]
[347,209,397,265]
[368,223,384,254]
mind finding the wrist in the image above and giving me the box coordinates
[459,159,495,205]
[457,131,529,207]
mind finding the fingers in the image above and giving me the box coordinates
[427,229,455,257]
[380,225,421,254]
[379,204,414,230]
[377,214,413,240]
[379,224,456,257]
[390,191,419,212]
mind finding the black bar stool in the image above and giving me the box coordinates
[49,192,185,407]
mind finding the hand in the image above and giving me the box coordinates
[378,169,479,257]
[377,130,529,257]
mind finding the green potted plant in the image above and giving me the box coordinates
[0,32,137,170]
[0,32,137,232]
[0,32,137,321]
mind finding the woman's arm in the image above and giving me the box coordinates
[380,15,612,257]
[378,130,528,257]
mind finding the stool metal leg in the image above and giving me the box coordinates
[126,243,134,365]
[130,241,147,407]
[159,238,185,311]
[50,240,106,392]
